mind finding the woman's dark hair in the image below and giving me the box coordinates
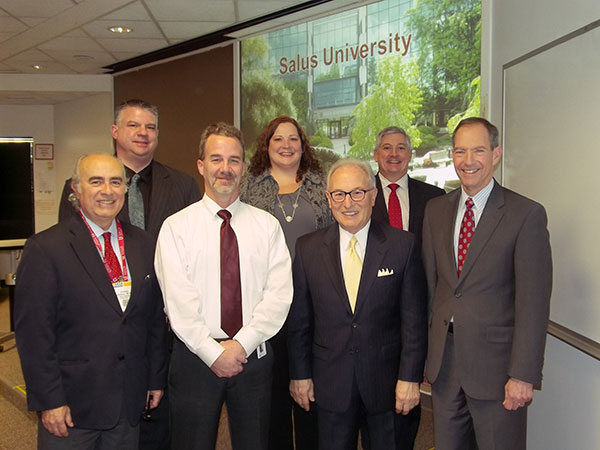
[248,116,322,181]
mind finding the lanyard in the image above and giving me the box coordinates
[79,210,128,283]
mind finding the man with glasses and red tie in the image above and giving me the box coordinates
[154,122,293,450]
[422,117,552,450]
[288,158,427,450]
[15,154,167,450]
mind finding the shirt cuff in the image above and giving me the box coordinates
[197,337,226,368]
[233,326,262,357]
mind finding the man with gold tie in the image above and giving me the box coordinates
[288,158,428,450]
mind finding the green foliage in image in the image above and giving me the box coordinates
[314,147,341,174]
[415,125,439,154]
[349,55,423,158]
[407,0,481,125]
[310,129,334,149]
[447,76,481,134]
[241,37,297,150]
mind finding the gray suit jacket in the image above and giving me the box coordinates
[288,221,427,414]
[422,181,552,400]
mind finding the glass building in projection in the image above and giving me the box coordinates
[265,0,415,141]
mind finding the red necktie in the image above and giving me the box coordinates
[218,209,242,338]
[388,183,403,229]
[102,232,122,283]
[457,198,475,276]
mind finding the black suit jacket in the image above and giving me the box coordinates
[59,160,201,239]
[372,175,445,248]
[15,215,167,429]
[288,221,427,414]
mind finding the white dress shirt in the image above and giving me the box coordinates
[154,195,293,368]
[378,172,410,231]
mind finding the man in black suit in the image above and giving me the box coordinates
[15,154,167,450]
[288,158,427,450]
[372,126,445,248]
[59,99,201,240]
[58,99,201,449]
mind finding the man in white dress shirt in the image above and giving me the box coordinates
[154,122,293,450]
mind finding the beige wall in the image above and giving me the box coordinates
[114,44,235,191]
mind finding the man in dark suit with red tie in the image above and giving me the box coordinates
[371,126,445,249]
[288,159,427,450]
[15,154,167,450]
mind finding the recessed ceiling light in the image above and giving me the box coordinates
[108,26,132,34]
[32,65,43,70]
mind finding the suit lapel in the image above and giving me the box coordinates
[353,222,386,316]
[407,177,420,233]
[443,190,461,280]
[69,216,123,315]
[122,226,145,315]
[372,174,389,224]
[321,225,353,314]
[458,182,505,283]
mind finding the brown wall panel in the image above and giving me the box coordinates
[114,44,235,191]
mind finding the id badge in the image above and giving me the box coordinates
[113,281,132,310]
[257,342,267,359]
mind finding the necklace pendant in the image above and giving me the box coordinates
[285,215,293,222]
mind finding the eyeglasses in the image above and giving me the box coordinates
[328,188,374,203]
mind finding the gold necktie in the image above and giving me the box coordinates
[344,236,362,312]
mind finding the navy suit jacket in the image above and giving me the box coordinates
[372,175,445,249]
[59,160,201,239]
[15,215,167,429]
[288,220,427,414]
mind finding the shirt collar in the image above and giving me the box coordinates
[80,211,117,237]
[379,172,408,190]
[459,178,495,211]
[126,160,153,183]
[202,194,242,218]
[339,219,371,251]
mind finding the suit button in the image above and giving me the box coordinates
[349,348,354,355]
[118,355,125,361]
[455,292,462,298]
[352,323,358,329]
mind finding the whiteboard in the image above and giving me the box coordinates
[502,21,600,344]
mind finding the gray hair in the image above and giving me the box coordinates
[198,122,245,161]
[71,154,126,194]
[374,126,412,150]
[327,158,376,189]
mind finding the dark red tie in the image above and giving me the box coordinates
[218,209,242,338]
[457,198,475,276]
[102,232,122,283]
[388,183,403,229]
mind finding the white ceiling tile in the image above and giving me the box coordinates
[236,1,301,22]
[63,28,88,37]
[99,1,151,21]
[0,16,28,32]
[110,51,145,60]
[42,49,117,65]
[144,0,235,22]
[19,16,48,27]
[83,20,162,39]
[4,59,76,74]
[61,61,112,74]
[159,21,228,40]
[0,0,76,18]
[4,49,55,62]
[0,61,18,72]
[97,37,167,53]
[0,31,16,43]
[38,36,106,52]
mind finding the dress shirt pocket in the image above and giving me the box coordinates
[486,326,514,344]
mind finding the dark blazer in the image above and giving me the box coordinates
[15,215,168,429]
[372,175,445,248]
[288,220,427,414]
[59,160,201,239]
[422,182,552,400]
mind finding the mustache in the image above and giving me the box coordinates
[216,171,236,180]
